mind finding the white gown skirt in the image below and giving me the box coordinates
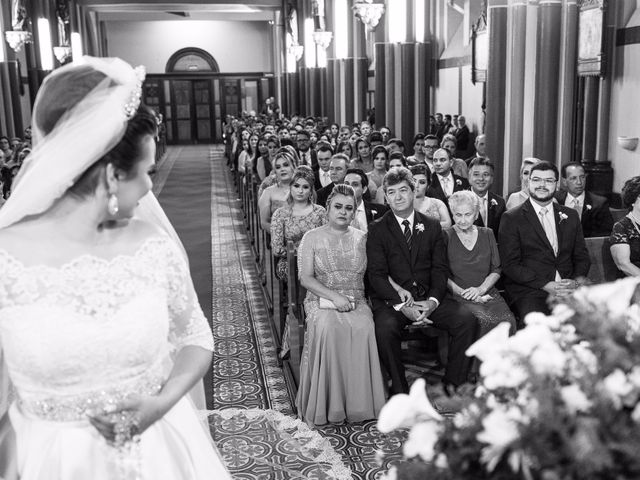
[8,397,231,480]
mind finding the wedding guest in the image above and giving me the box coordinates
[367,167,478,395]
[314,142,333,190]
[343,168,388,232]
[375,154,408,204]
[252,134,270,181]
[506,157,541,210]
[336,140,353,159]
[425,148,470,209]
[610,176,640,276]
[367,145,389,198]
[386,138,405,155]
[468,158,505,238]
[445,191,516,336]
[316,153,349,208]
[350,138,373,172]
[258,149,296,231]
[556,162,614,238]
[297,184,385,426]
[410,164,451,228]
[271,166,326,280]
[296,130,316,168]
[499,161,590,320]
[441,134,468,178]
[406,133,426,166]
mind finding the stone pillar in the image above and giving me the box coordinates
[532,0,562,164]
[504,0,528,196]
[486,0,508,195]
[582,77,600,162]
[374,42,386,128]
[556,0,578,165]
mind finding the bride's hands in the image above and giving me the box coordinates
[88,395,167,444]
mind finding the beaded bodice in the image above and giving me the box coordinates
[298,226,367,302]
[0,236,213,421]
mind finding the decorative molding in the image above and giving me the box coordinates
[165,47,219,73]
[471,2,488,84]
[577,0,606,76]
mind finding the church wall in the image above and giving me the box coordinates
[104,20,273,74]
[609,42,640,192]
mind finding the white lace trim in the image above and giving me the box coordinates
[208,408,352,480]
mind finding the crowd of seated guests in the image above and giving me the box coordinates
[0,129,31,202]
[227,111,629,427]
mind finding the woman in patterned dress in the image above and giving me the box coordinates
[410,164,452,228]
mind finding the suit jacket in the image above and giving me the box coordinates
[314,168,332,191]
[473,192,506,239]
[425,173,470,207]
[454,125,470,153]
[364,201,388,224]
[498,199,591,303]
[297,149,317,169]
[367,211,448,309]
[554,190,614,238]
[316,182,334,208]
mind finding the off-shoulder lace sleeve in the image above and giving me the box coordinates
[162,238,214,352]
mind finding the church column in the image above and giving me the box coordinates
[503,0,528,196]
[582,77,600,162]
[556,0,578,165]
[532,0,562,164]
[272,10,286,116]
[485,0,508,195]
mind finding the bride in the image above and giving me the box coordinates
[0,57,231,479]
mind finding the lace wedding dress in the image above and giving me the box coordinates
[0,235,231,479]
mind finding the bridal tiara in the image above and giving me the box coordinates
[124,65,146,120]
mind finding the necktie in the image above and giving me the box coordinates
[441,176,451,197]
[572,198,582,220]
[539,207,558,255]
[402,219,412,249]
[480,197,488,226]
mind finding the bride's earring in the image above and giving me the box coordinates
[108,193,119,216]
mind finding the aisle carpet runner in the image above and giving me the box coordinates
[157,146,405,479]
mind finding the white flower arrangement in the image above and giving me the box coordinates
[490,198,498,207]
[378,277,640,480]
[415,223,425,233]
[586,204,592,210]
[558,211,569,223]
[455,179,462,186]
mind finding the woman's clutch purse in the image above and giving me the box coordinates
[319,296,356,310]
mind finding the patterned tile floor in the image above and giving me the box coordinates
[159,146,406,479]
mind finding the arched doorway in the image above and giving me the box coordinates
[165,48,220,73]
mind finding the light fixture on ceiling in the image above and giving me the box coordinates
[352,0,385,32]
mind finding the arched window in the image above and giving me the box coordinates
[165,48,220,73]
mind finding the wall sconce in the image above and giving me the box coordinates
[617,136,639,151]
[352,0,385,32]
[288,42,304,62]
[312,31,333,50]
[53,45,72,64]
[5,30,32,52]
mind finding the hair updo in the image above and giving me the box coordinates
[34,65,158,198]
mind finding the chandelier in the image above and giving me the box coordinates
[5,30,32,52]
[352,0,385,32]
[312,31,333,50]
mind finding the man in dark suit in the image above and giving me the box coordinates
[296,130,317,169]
[499,162,591,322]
[316,153,349,208]
[465,134,487,166]
[343,168,388,231]
[425,147,470,210]
[454,115,471,157]
[468,158,505,238]
[556,162,614,238]
[367,167,478,395]
[313,142,333,191]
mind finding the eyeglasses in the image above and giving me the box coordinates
[529,177,557,185]
[424,145,438,150]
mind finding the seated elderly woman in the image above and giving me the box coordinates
[610,176,640,276]
[506,157,541,210]
[410,164,452,228]
[444,191,516,335]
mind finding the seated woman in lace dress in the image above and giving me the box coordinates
[410,164,452,228]
[297,184,385,426]
[444,191,516,336]
[610,176,640,276]
[0,57,230,480]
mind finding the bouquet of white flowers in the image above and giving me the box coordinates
[378,278,640,480]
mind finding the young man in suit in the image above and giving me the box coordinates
[469,158,506,239]
[296,130,317,169]
[343,168,388,232]
[425,148,470,209]
[367,167,478,395]
[499,161,591,323]
[314,142,334,191]
[556,162,614,238]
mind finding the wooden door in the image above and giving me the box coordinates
[172,80,193,144]
[193,80,213,143]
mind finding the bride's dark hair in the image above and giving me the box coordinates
[34,65,158,198]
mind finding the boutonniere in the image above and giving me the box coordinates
[586,204,592,211]
[490,198,498,207]
[371,210,378,216]
[455,179,462,186]
[559,212,568,223]
[415,223,425,233]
